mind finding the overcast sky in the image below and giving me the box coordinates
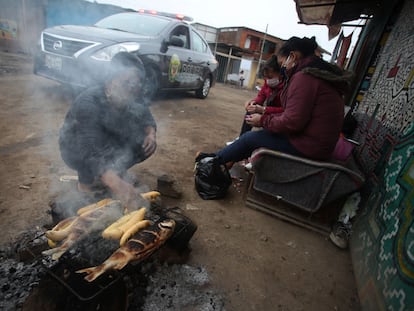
[90,0,345,54]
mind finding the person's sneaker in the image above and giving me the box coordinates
[226,137,239,146]
[243,162,252,171]
[329,221,352,249]
[77,182,95,193]
[77,180,107,193]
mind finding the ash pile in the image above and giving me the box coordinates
[0,229,49,311]
[130,264,225,311]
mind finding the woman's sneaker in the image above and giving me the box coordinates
[226,137,239,146]
[243,162,252,171]
[329,221,352,249]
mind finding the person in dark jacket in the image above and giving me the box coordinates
[209,36,353,166]
[59,52,157,209]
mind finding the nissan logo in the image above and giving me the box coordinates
[53,40,63,50]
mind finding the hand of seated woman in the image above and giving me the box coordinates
[245,113,262,127]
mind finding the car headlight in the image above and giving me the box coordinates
[91,42,140,61]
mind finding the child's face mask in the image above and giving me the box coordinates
[266,78,279,87]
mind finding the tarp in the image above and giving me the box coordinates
[294,0,379,26]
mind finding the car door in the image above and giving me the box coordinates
[189,29,211,89]
[164,25,197,89]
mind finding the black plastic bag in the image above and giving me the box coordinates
[194,153,232,200]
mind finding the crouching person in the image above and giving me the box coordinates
[59,52,157,210]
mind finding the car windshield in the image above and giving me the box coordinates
[95,13,170,36]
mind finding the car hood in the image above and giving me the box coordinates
[44,25,152,43]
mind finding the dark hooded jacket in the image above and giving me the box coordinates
[260,55,353,160]
[59,85,156,177]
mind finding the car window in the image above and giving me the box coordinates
[95,13,170,36]
[170,25,190,49]
[191,30,208,53]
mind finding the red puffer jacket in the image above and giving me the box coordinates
[253,80,284,107]
[260,56,350,160]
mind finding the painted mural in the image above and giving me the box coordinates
[0,18,17,40]
[350,0,414,310]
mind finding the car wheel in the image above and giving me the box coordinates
[195,76,211,99]
[143,66,160,100]
[69,84,85,97]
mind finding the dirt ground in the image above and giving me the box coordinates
[0,51,360,311]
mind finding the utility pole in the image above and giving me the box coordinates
[21,0,27,53]
[224,47,233,83]
[253,24,268,89]
[214,29,219,56]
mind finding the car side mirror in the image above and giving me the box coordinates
[160,36,185,53]
[169,35,185,48]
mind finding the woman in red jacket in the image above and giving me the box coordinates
[212,36,352,165]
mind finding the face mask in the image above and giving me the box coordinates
[280,55,292,80]
[283,55,292,68]
[266,78,279,87]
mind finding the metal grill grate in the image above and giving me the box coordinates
[23,206,196,302]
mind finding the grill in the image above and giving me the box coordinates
[24,205,197,303]
[43,33,96,57]
[26,227,132,301]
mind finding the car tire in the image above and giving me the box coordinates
[195,76,211,99]
[69,85,85,97]
[143,66,160,100]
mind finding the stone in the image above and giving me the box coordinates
[157,174,182,199]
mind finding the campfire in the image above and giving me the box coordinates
[0,192,225,311]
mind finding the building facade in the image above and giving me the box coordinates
[214,26,284,88]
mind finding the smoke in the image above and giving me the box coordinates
[0,1,162,240]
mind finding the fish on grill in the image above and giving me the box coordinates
[42,200,123,260]
[76,219,176,282]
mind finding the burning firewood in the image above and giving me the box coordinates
[76,218,176,282]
